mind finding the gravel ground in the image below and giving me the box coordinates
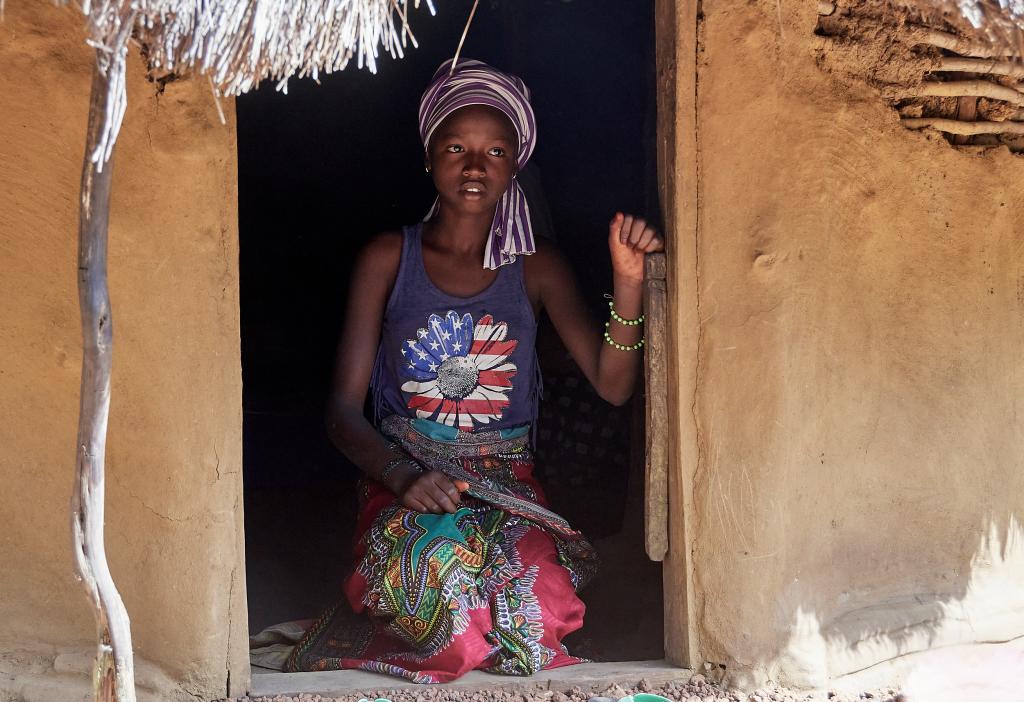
[223,674,903,702]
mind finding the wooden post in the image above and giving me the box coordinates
[71,55,137,702]
[643,253,669,562]
[656,0,701,670]
[952,95,979,145]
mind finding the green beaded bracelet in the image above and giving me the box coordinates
[603,327,645,352]
[608,299,644,326]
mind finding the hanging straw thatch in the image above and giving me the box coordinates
[48,0,436,168]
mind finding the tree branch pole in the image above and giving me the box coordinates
[72,54,137,702]
[901,117,1024,135]
[890,79,1024,106]
[938,55,1024,79]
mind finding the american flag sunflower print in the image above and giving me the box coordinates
[399,311,518,430]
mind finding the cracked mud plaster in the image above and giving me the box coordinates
[689,0,1024,689]
[0,3,245,700]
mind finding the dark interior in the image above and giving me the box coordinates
[239,0,663,664]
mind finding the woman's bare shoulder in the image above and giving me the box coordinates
[362,229,403,259]
[357,229,403,276]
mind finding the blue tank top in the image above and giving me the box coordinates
[372,223,539,433]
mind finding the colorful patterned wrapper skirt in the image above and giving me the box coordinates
[285,416,598,683]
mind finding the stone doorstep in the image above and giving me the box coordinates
[251,661,692,698]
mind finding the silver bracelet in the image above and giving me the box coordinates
[380,456,421,483]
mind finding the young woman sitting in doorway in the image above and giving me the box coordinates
[284,59,663,683]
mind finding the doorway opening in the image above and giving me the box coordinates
[238,0,662,669]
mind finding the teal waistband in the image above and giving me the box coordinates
[410,417,530,443]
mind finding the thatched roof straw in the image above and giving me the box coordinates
[4,0,435,167]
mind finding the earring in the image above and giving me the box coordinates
[425,165,432,173]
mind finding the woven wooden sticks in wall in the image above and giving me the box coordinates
[818,0,1024,150]
[909,0,1024,56]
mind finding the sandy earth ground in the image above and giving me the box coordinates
[221,674,902,702]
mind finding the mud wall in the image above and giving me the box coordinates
[0,4,247,699]
[686,0,1024,688]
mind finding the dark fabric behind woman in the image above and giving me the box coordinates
[238,0,660,660]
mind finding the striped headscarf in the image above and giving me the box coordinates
[419,59,537,270]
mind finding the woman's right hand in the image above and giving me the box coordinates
[396,470,469,514]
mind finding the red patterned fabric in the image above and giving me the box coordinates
[285,421,596,683]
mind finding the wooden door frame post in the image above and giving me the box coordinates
[654,0,701,669]
[71,54,138,702]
